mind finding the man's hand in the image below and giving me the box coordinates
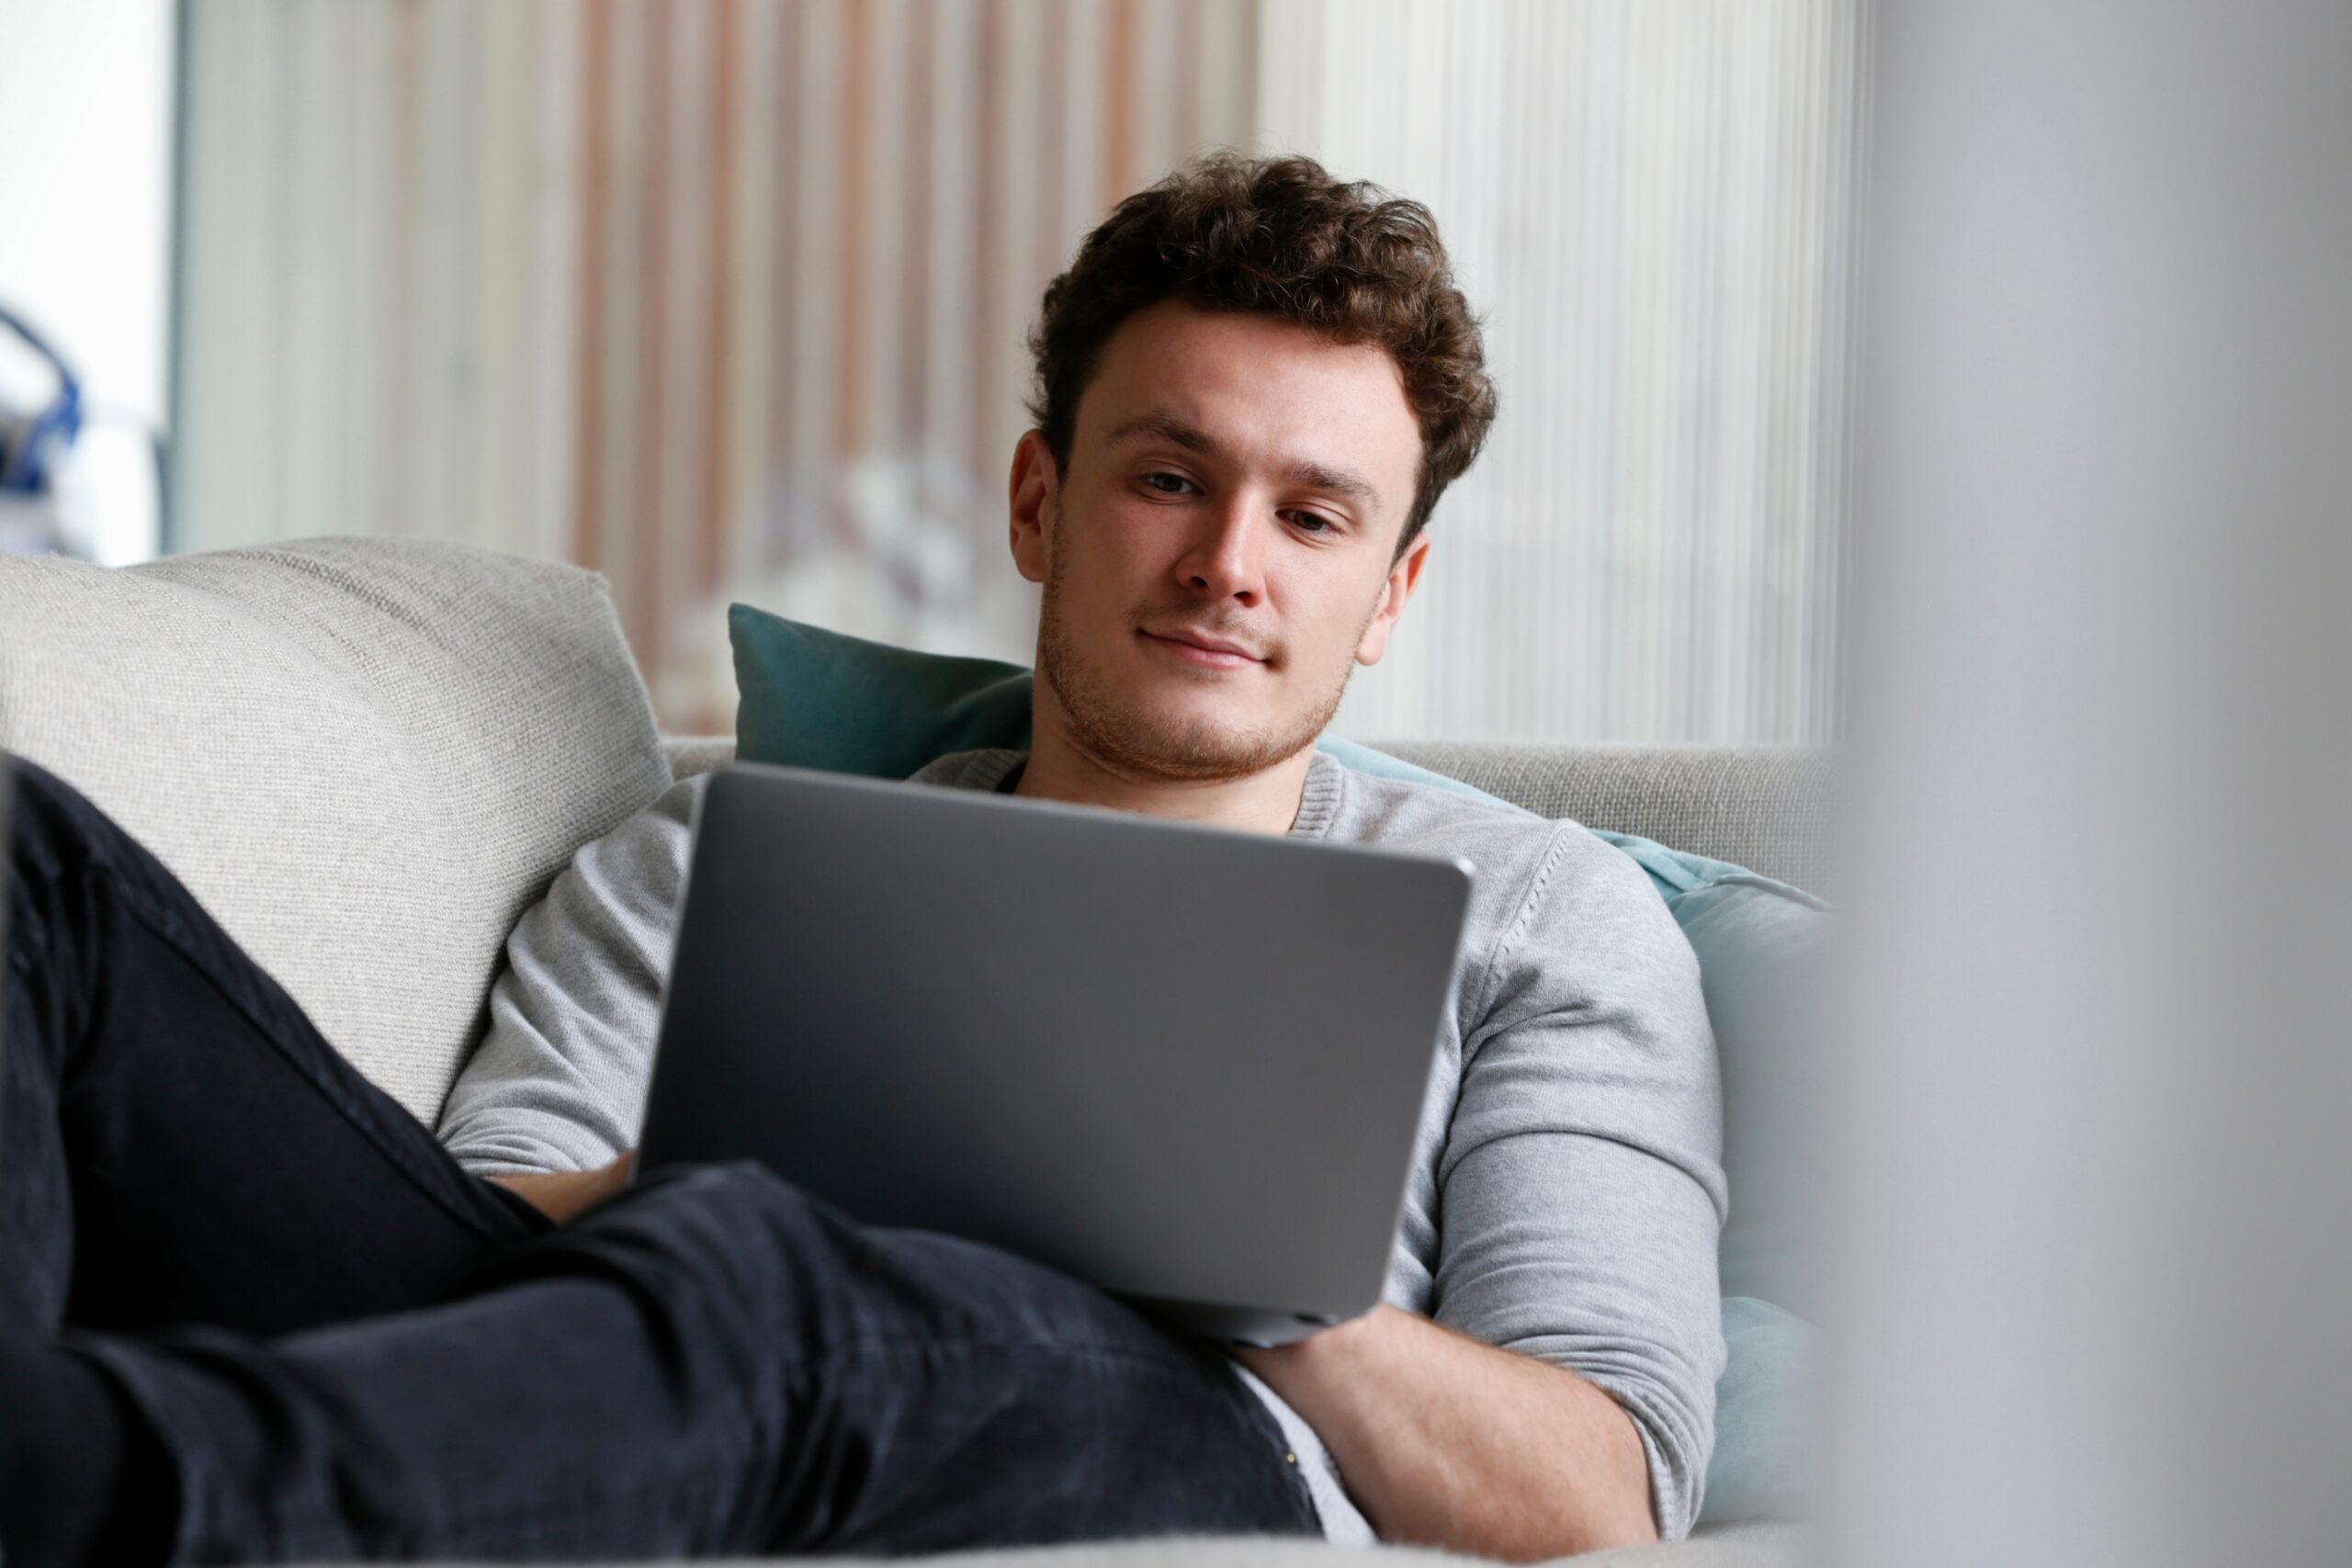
[1231,1305,1657,1561]
[492,1151,637,1224]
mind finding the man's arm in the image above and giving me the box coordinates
[493,1151,637,1224]
[1235,1306,1656,1559]
[1283,822,1728,1552]
[437,773,707,1176]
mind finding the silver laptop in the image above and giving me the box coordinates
[636,761,1474,1346]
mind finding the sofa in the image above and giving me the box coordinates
[0,536,1817,1566]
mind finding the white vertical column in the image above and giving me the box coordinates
[1825,3,2352,1565]
[522,0,586,569]
[725,0,781,592]
[1264,0,1863,745]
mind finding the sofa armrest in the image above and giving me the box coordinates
[662,736,737,781]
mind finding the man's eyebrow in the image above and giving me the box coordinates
[1105,412,1219,455]
[1285,457,1379,510]
[1102,412,1384,513]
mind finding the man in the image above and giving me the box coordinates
[0,154,1721,1565]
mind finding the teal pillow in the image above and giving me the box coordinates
[729,606,1034,777]
[730,604,1826,1523]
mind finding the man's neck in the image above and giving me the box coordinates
[1012,708,1315,837]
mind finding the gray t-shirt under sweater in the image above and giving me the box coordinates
[438,749,1727,1540]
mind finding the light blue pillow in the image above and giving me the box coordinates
[1711,1296,1819,1522]
[731,606,1826,1524]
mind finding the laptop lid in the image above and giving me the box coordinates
[636,761,1473,1346]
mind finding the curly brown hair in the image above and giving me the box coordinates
[1026,152,1498,557]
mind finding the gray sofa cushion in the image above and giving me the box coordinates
[916,1525,1809,1568]
[674,738,1837,898]
[0,536,671,1122]
[1374,742,1837,896]
[530,1518,1809,1567]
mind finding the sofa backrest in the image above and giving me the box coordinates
[0,537,671,1123]
[668,738,1838,896]
[3,535,1832,1126]
[1376,740,1837,895]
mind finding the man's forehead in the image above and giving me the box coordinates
[1079,307,1422,508]
[1089,302,1409,407]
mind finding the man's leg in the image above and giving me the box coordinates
[2,753,540,1339]
[71,1161,1321,1561]
[1,751,548,1566]
[5,758,1319,1557]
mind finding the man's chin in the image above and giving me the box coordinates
[1069,701,1313,784]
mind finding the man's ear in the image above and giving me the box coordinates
[1355,529,1432,667]
[1009,430,1058,585]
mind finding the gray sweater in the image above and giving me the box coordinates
[438,749,1727,1540]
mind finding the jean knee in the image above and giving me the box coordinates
[505,1161,844,1310]
[537,1163,1205,1383]
[627,1158,832,1242]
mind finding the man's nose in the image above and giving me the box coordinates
[1175,496,1269,605]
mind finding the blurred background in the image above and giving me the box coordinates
[0,0,1863,741]
[6,7,2349,1565]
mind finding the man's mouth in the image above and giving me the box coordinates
[1139,627,1266,670]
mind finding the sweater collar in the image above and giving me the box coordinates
[944,748,1345,840]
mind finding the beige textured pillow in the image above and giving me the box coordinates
[0,536,670,1123]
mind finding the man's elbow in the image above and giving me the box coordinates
[1464,1394,1662,1562]
[1532,1473,1658,1561]
[1471,1496,1655,1564]
[1565,1498,1661,1559]
[1531,1386,1665,1559]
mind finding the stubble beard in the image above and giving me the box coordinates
[1035,542,1363,784]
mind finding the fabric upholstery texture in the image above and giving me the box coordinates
[539,1520,1808,1568]
[680,735,1825,893]
[0,536,671,1123]
[1373,741,1838,896]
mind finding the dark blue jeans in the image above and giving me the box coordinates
[1,756,1320,1560]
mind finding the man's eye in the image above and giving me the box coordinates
[1140,472,1193,495]
[1286,512,1335,535]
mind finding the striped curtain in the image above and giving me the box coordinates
[173,0,1861,742]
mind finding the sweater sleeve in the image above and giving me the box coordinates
[1431,824,1729,1540]
[435,773,707,1176]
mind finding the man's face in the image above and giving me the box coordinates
[1010,300,1430,783]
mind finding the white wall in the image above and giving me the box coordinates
[1823,2,2352,1564]
[1261,0,1866,745]
[170,0,1864,742]
[0,0,176,563]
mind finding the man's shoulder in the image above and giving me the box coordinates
[1320,752,1632,889]
[1319,754,1674,976]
